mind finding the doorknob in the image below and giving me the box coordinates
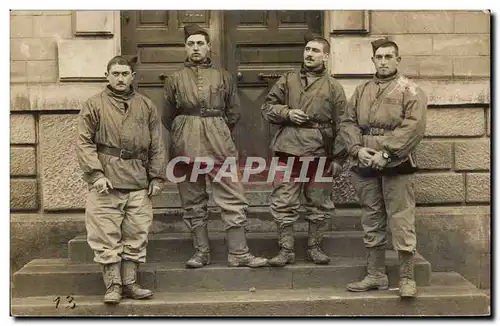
[236,71,243,80]
[159,73,166,81]
[258,73,282,80]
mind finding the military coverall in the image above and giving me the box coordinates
[340,72,427,252]
[77,86,166,265]
[163,59,248,231]
[261,67,348,228]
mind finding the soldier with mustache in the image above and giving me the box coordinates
[76,56,167,304]
[261,32,348,267]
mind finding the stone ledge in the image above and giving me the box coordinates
[11,83,106,111]
[336,78,489,105]
[10,78,489,112]
[10,205,489,223]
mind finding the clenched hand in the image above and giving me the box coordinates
[327,161,343,177]
[287,109,309,125]
[370,151,389,170]
[357,147,377,167]
[148,179,163,197]
[94,177,113,194]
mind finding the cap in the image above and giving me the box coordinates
[371,38,398,53]
[184,23,208,41]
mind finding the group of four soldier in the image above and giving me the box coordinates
[76,23,427,305]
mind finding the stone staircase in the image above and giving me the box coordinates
[11,184,490,316]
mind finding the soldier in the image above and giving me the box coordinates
[162,24,268,269]
[76,56,167,304]
[261,32,348,267]
[341,38,427,298]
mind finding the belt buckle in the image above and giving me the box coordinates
[120,149,132,160]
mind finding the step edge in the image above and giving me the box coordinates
[11,285,489,307]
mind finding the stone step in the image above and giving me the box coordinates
[68,231,371,263]
[152,181,349,208]
[11,272,489,316]
[12,251,431,298]
[151,207,362,233]
[152,182,273,208]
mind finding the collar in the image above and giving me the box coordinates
[105,85,135,102]
[184,57,213,68]
[373,70,400,84]
[300,64,327,77]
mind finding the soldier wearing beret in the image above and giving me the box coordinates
[76,55,167,304]
[162,24,268,269]
[261,31,348,267]
[341,38,428,298]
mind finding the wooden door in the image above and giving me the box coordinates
[224,10,323,162]
[121,10,223,160]
[121,10,323,193]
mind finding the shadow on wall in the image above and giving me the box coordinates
[10,217,87,277]
[416,209,490,289]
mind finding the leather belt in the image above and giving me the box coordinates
[361,127,389,136]
[180,109,224,117]
[299,120,332,129]
[97,143,148,161]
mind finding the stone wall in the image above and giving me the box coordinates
[10,10,120,212]
[10,10,491,288]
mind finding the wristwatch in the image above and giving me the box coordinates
[382,152,392,162]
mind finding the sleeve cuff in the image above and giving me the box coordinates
[89,171,105,184]
[282,108,291,121]
[350,145,362,158]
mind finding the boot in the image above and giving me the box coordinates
[121,260,153,299]
[227,227,268,268]
[305,221,331,265]
[398,250,417,298]
[268,224,295,267]
[346,247,389,292]
[186,226,211,268]
[101,262,122,304]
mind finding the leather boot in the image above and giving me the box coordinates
[346,247,389,292]
[305,220,331,265]
[268,224,295,267]
[101,262,122,304]
[186,226,211,268]
[398,250,417,298]
[121,260,153,299]
[227,227,268,268]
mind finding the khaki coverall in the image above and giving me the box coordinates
[261,67,348,227]
[76,86,166,264]
[163,59,248,232]
[339,72,427,252]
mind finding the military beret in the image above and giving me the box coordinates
[304,30,328,44]
[371,38,398,53]
[184,23,208,40]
